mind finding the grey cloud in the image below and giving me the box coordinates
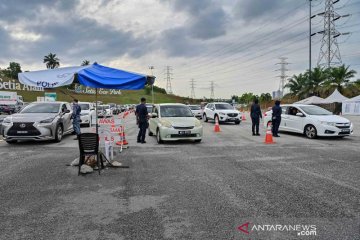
[0,0,78,22]
[234,0,293,22]
[160,27,204,57]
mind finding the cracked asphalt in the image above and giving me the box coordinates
[0,113,359,240]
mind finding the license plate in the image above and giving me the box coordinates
[341,129,350,133]
[179,131,191,135]
[17,131,28,134]
[229,118,235,121]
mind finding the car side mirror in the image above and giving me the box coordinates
[152,113,158,118]
[296,112,304,117]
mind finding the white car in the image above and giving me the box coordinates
[188,105,203,119]
[78,102,96,127]
[203,102,241,124]
[149,103,203,143]
[101,104,112,117]
[263,104,354,139]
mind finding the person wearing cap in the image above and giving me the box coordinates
[272,100,282,137]
[135,97,149,143]
[250,98,262,136]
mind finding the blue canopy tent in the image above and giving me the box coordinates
[18,63,155,132]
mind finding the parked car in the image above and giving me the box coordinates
[78,102,96,127]
[188,105,202,119]
[203,102,241,124]
[263,104,354,139]
[2,102,73,143]
[149,103,203,143]
[102,104,112,117]
[0,103,23,114]
[96,105,106,118]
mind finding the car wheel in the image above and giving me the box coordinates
[156,129,163,144]
[203,114,208,122]
[149,129,153,136]
[304,125,317,139]
[55,124,64,142]
[235,120,240,125]
[194,139,202,143]
[6,140,17,144]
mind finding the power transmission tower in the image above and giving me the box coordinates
[317,0,350,67]
[210,81,215,99]
[190,79,196,99]
[276,57,289,98]
[164,66,173,94]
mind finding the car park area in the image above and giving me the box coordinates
[0,112,359,239]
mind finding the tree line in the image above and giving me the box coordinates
[285,65,360,100]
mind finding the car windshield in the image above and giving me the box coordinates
[160,105,194,117]
[146,106,153,112]
[299,106,332,115]
[97,106,104,110]
[215,104,233,110]
[189,105,201,110]
[21,103,60,113]
[79,104,90,110]
[103,105,110,109]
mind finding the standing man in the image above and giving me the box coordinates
[136,97,148,144]
[272,100,282,137]
[250,98,262,136]
[72,99,81,140]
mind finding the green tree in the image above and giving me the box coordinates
[322,65,356,95]
[3,62,22,79]
[81,60,90,66]
[43,53,60,69]
[306,67,326,96]
[259,93,272,103]
[285,73,308,98]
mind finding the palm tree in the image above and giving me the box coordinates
[81,60,90,66]
[43,53,60,69]
[322,65,357,94]
[285,73,308,99]
[306,67,326,96]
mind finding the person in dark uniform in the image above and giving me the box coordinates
[135,97,148,144]
[272,100,282,137]
[250,98,262,136]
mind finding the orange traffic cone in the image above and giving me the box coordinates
[242,112,246,121]
[214,116,221,132]
[264,123,275,144]
[116,126,129,146]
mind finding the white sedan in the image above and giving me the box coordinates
[149,103,203,143]
[264,104,354,139]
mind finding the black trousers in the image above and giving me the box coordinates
[251,117,260,134]
[272,118,281,136]
[137,122,147,142]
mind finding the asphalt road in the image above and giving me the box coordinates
[0,113,359,240]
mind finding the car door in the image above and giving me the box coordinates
[149,106,159,133]
[279,106,289,131]
[61,103,72,131]
[206,104,215,119]
[286,107,304,133]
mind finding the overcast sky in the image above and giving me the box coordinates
[0,0,359,98]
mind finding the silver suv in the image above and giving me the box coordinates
[203,102,241,124]
[2,102,73,143]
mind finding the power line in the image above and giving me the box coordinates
[164,66,173,94]
[276,57,290,98]
[190,79,196,98]
[210,81,215,99]
[317,0,350,67]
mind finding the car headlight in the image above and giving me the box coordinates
[320,121,336,127]
[39,117,55,124]
[195,119,202,127]
[2,118,13,126]
[219,112,226,115]
[160,119,172,128]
